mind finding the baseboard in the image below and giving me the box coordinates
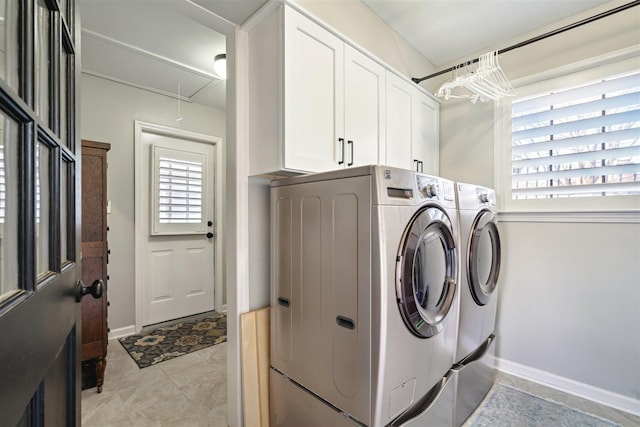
[108,325,136,340]
[496,357,640,416]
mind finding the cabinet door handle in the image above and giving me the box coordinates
[413,159,419,171]
[347,140,354,166]
[338,138,345,165]
[419,160,424,173]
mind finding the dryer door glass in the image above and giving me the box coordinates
[397,206,457,339]
[468,211,501,305]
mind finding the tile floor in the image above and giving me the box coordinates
[82,340,638,427]
[490,371,640,427]
[81,339,227,426]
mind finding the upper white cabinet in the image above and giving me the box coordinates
[343,47,386,168]
[249,6,386,176]
[413,91,439,175]
[283,8,344,173]
[385,72,414,171]
[385,71,440,175]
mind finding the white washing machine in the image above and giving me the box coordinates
[270,166,460,427]
[452,182,501,426]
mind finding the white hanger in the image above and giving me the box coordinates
[435,51,514,103]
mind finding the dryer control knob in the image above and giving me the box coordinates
[479,193,489,203]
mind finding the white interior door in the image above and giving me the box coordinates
[136,124,219,326]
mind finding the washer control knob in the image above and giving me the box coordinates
[425,184,438,198]
[479,193,489,203]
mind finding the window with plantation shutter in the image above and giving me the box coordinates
[498,53,640,212]
[511,72,640,199]
[150,145,208,235]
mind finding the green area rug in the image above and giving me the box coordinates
[469,384,621,427]
[119,312,227,368]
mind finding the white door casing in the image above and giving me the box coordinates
[134,121,223,329]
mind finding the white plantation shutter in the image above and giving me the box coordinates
[158,158,203,224]
[151,145,208,235]
[510,70,640,200]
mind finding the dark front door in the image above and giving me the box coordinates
[0,0,83,425]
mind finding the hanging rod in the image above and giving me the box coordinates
[412,0,640,84]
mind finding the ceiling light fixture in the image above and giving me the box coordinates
[214,53,227,80]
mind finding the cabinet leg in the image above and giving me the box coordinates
[95,357,106,394]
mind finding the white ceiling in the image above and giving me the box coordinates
[361,0,615,66]
[80,0,251,109]
[80,0,617,109]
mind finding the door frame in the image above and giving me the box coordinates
[134,120,224,332]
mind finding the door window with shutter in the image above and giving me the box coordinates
[150,145,209,235]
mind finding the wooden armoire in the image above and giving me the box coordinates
[81,140,111,392]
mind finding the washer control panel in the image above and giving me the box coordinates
[417,175,439,199]
[417,175,455,201]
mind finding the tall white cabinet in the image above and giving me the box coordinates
[249,4,436,176]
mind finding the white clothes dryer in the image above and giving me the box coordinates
[270,166,460,427]
[452,182,501,426]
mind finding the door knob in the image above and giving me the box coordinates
[76,279,104,302]
[206,232,215,238]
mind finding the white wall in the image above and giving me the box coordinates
[497,220,640,399]
[80,73,226,330]
[438,0,640,408]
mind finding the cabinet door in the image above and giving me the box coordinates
[413,92,439,175]
[284,8,344,173]
[344,46,385,167]
[385,72,413,170]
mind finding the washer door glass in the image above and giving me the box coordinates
[468,210,501,305]
[397,206,457,339]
